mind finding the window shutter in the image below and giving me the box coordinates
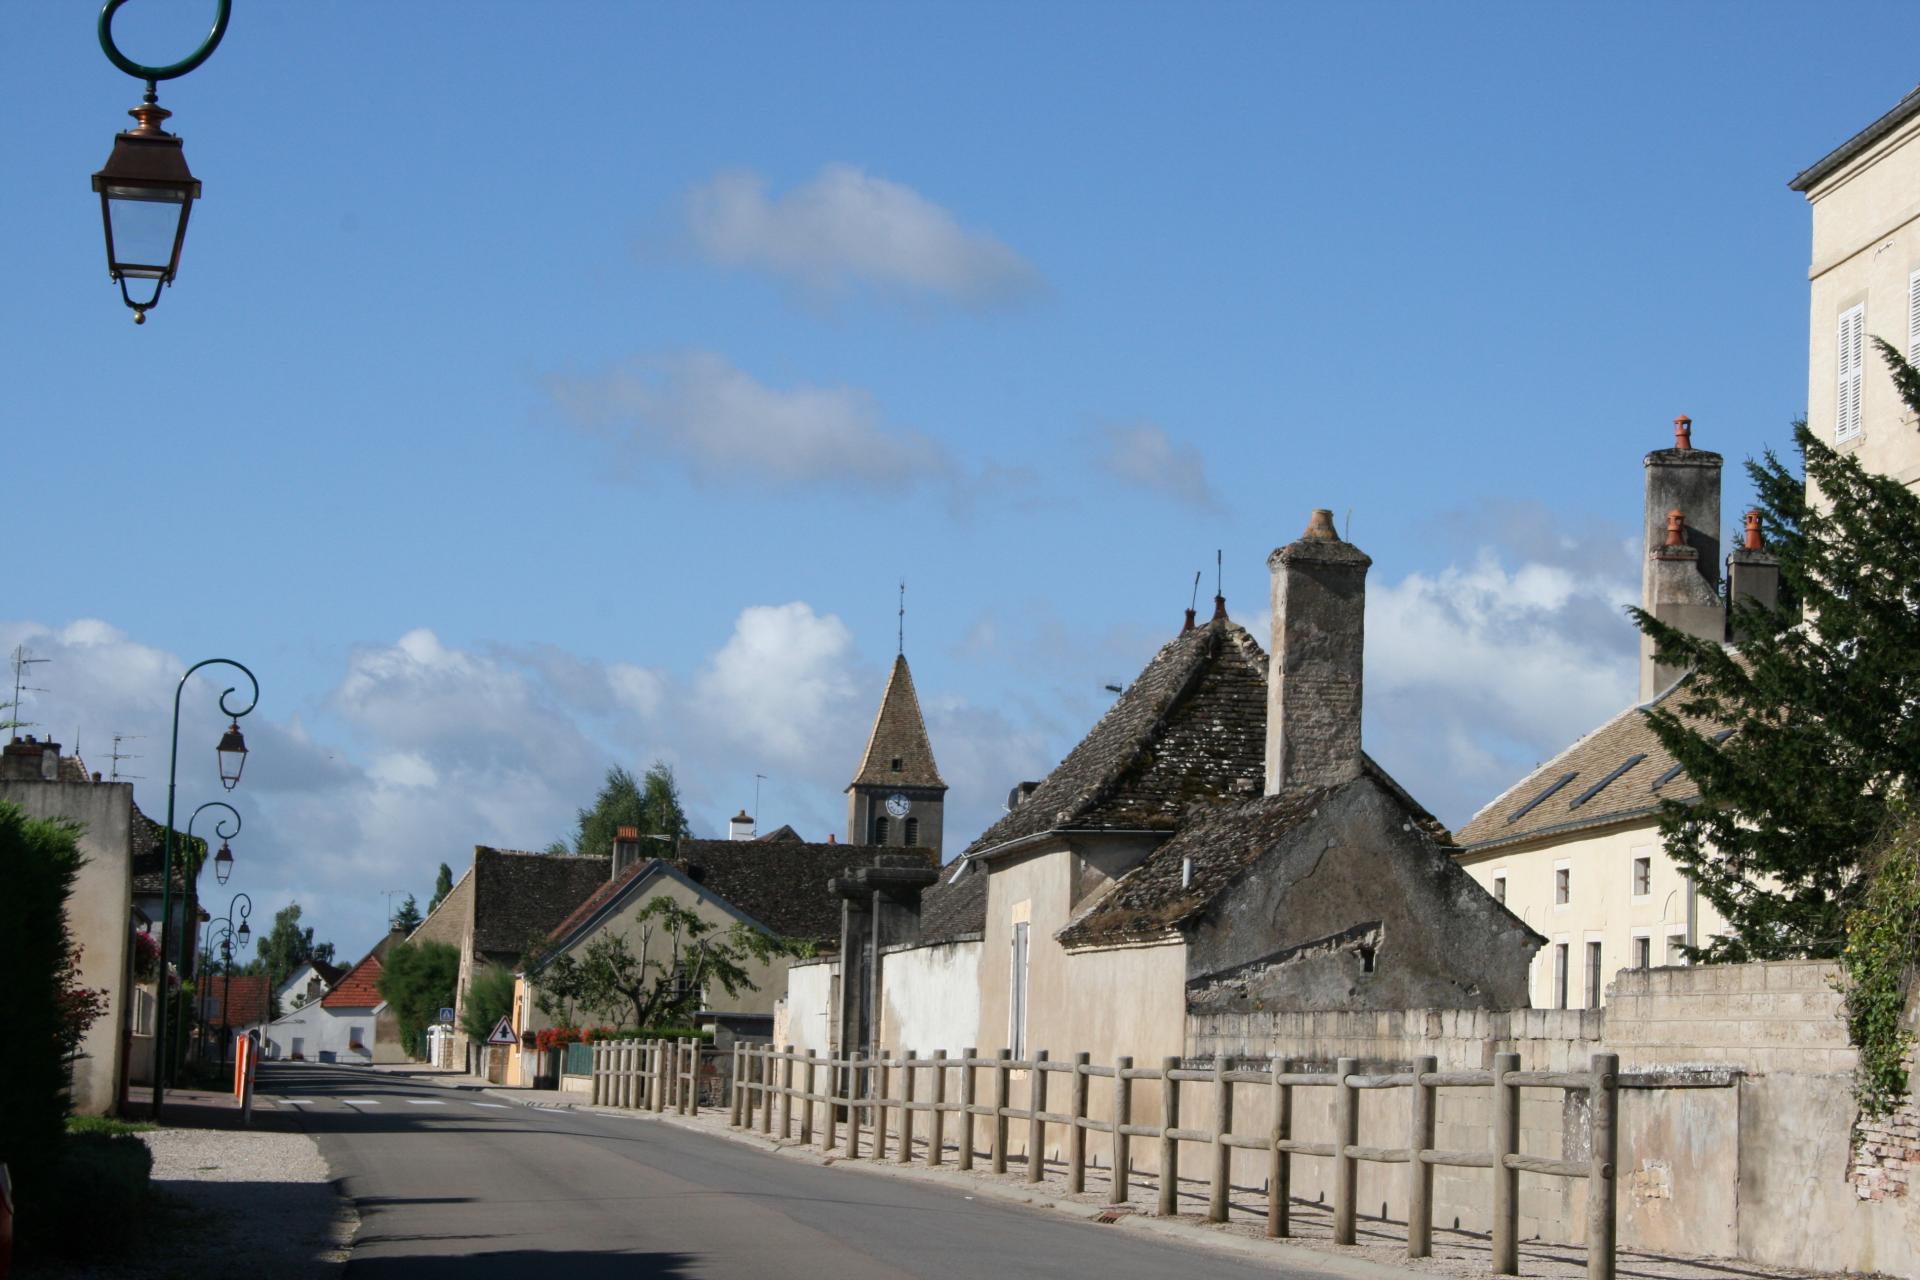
[1838,305,1864,443]
[1909,270,1920,365]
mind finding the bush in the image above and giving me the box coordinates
[377,939,459,1058]
[14,1131,152,1259]
[0,802,85,1185]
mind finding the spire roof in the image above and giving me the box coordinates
[849,654,946,791]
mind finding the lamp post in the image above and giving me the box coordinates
[152,660,257,1120]
[199,892,251,1066]
[92,0,231,323]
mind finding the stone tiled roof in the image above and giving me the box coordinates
[1454,682,1720,855]
[321,953,383,1008]
[471,847,612,959]
[914,862,988,943]
[848,655,946,790]
[207,974,273,1025]
[962,612,1268,857]
[756,824,804,843]
[130,800,199,895]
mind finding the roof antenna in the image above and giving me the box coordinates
[1345,508,1353,540]
[754,773,767,826]
[1189,571,1201,613]
[109,733,146,781]
[1212,549,1226,620]
[8,645,50,738]
[897,578,906,657]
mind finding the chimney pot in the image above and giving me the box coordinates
[615,824,639,841]
[1665,508,1686,546]
[1181,607,1196,633]
[1211,594,1226,620]
[1674,416,1693,450]
[1303,508,1339,540]
[1744,509,1763,551]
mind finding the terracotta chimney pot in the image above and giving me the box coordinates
[1674,416,1693,450]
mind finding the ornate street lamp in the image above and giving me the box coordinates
[198,891,250,1066]
[217,721,248,790]
[92,0,231,324]
[152,663,257,1120]
[213,839,233,884]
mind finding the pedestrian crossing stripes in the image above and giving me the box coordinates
[406,1099,448,1105]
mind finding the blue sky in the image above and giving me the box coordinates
[6,2,1910,961]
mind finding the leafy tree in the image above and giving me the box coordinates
[427,862,454,914]
[1634,338,1920,961]
[459,963,517,1045]
[536,897,803,1030]
[392,893,424,936]
[559,763,692,857]
[0,802,87,1181]
[377,940,460,1058]
[530,951,588,1028]
[244,902,334,989]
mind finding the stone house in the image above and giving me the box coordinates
[265,944,402,1064]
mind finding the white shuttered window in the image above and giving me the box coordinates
[1909,269,1920,365]
[1837,304,1864,443]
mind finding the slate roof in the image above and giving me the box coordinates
[756,824,804,843]
[1790,84,1920,192]
[849,655,946,790]
[130,800,199,895]
[962,611,1268,857]
[1454,681,1721,855]
[914,861,988,943]
[321,953,384,1008]
[206,975,272,1026]
[1055,756,1448,949]
[471,847,612,958]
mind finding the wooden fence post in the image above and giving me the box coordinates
[991,1049,1012,1174]
[781,1047,795,1140]
[958,1048,978,1171]
[1068,1051,1090,1193]
[1209,1057,1232,1223]
[1157,1056,1180,1217]
[595,1041,606,1108]
[590,1042,602,1106]
[929,1049,948,1166]
[730,1043,744,1126]
[685,1039,698,1115]
[753,1045,769,1134]
[1491,1050,1520,1275]
[1110,1055,1133,1206]
[1332,1056,1359,1246]
[845,1051,865,1158]
[898,1050,918,1164]
[656,1038,670,1112]
[823,1054,839,1152]
[1027,1049,1049,1183]
[624,1040,638,1109]
[874,1049,892,1160]
[1587,1052,1619,1280]
[801,1050,817,1145]
[1408,1054,1437,1257]
[1269,1056,1292,1237]
[649,1039,664,1111]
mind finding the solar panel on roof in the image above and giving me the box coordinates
[1507,771,1576,824]
[1571,754,1647,809]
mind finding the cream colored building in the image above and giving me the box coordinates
[1793,85,1920,487]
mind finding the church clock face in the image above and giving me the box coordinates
[885,793,910,818]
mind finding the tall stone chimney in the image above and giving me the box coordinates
[610,824,641,880]
[0,736,62,782]
[1726,509,1781,646]
[1639,417,1724,700]
[1266,509,1371,796]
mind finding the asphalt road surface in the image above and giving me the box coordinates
[263,1061,1347,1280]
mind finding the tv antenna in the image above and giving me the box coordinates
[1189,571,1201,613]
[382,888,408,929]
[8,645,49,735]
[109,734,146,781]
[754,773,768,824]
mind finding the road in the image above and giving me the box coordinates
[263,1061,1346,1280]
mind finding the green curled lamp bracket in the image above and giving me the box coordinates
[99,0,232,101]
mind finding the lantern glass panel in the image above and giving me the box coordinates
[103,185,189,277]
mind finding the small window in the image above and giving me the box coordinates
[1553,943,1569,1010]
[903,816,920,847]
[1632,936,1651,969]
[1632,857,1651,896]
[1585,942,1604,1007]
[1492,873,1507,905]
[874,816,890,845]
[890,756,903,772]
[1667,933,1690,965]
[1009,921,1030,1059]
[1358,945,1377,975]
[1555,866,1570,905]
[1838,303,1864,443]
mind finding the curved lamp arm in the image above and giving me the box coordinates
[186,800,242,843]
[99,0,232,91]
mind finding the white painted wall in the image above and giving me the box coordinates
[878,939,980,1053]
[782,959,836,1054]
[263,1001,381,1064]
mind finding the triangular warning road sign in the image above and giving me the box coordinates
[487,1016,517,1045]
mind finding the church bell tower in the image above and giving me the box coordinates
[847,653,947,856]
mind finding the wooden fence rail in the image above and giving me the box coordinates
[602,1043,1620,1280]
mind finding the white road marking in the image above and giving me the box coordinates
[341,1099,383,1106]
[472,1103,510,1109]
[406,1100,447,1106]
[278,1098,317,1105]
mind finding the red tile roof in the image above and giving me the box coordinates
[321,954,384,1008]
[208,974,272,1026]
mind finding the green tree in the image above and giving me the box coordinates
[245,902,334,988]
[541,897,804,1030]
[459,963,517,1045]
[1633,338,1920,961]
[560,763,692,857]
[392,893,424,936]
[427,862,454,914]
[0,802,88,1181]
[377,940,460,1058]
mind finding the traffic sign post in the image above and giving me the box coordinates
[487,1017,517,1046]
[438,1007,455,1024]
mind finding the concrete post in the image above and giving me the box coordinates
[1068,1051,1090,1193]
[822,1053,838,1152]
[1157,1056,1180,1217]
[929,1049,948,1167]
[845,1051,865,1158]
[685,1039,697,1115]
[1269,1057,1292,1238]
[991,1049,1011,1174]
[801,1050,817,1145]
[1110,1056,1133,1206]
[1333,1056,1358,1245]
[730,1043,744,1126]
[1492,1051,1520,1275]
[1587,1053,1619,1280]
[1209,1057,1232,1223]
[1027,1048,1049,1183]
[1408,1054,1437,1257]
[590,1042,602,1106]
[759,1047,775,1135]
[898,1050,917,1164]
[651,1039,667,1112]
[781,1047,795,1140]
[959,1048,978,1171]
[874,1049,892,1160]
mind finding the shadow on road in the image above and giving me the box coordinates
[345,1249,698,1278]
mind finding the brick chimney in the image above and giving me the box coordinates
[1726,510,1781,646]
[1640,418,1724,700]
[611,824,641,880]
[1,736,62,782]
[1266,509,1371,796]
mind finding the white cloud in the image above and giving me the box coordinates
[694,603,864,764]
[1093,422,1216,508]
[685,165,1040,304]
[550,350,951,492]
